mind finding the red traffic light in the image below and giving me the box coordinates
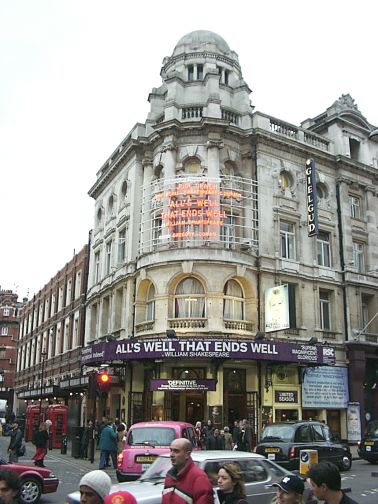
[97,372,111,392]
[99,373,110,383]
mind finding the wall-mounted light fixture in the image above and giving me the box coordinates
[166,329,177,339]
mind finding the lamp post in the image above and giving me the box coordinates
[40,350,47,421]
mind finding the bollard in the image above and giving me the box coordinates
[61,433,68,454]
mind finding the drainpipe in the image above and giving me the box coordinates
[336,181,349,341]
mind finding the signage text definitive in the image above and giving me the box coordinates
[305,159,319,237]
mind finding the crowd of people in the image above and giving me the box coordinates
[194,419,254,451]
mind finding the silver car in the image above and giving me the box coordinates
[66,451,311,504]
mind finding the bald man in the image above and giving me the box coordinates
[162,438,214,504]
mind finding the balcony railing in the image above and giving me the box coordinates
[135,321,155,333]
[182,107,203,119]
[168,318,207,329]
[224,320,254,331]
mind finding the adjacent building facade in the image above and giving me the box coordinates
[81,31,378,441]
[14,245,90,432]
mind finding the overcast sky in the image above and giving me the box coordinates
[1,0,377,300]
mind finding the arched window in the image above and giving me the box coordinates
[154,165,164,180]
[121,180,128,199]
[108,195,114,216]
[97,207,102,226]
[175,277,205,318]
[223,280,244,320]
[146,284,155,322]
[184,157,201,175]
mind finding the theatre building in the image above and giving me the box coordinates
[83,31,378,441]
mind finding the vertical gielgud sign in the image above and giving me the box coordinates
[305,158,319,236]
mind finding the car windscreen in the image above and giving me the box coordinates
[128,427,176,447]
[140,456,171,481]
[261,425,295,442]
[365,421,378,437]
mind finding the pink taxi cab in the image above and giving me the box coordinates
[116,420,198,482]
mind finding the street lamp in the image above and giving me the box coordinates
[40,349,47,421]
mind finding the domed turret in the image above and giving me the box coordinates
[173,30,232,57]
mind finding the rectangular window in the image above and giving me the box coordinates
[188,65,194,81]
[349,138,360,161]
[197,64,203,80]
[118,229,126,263]
[75,271,81,299]
[319,290,331,330]
[106,241,112,275]
[224,70,229,85]
[66,279,72,306]
[352,241,365,273]
[349,195,361,219]
[280,222,295,259]
[317,231,331,267]
[1,327,8,336]
[2,308,9,317]
[95,252,101,283]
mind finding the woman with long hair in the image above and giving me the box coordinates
[217,462,247,504]
[32,422,49,467]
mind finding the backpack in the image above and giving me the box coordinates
[17,441,26,457]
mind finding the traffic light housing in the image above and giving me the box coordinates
[97,372,111,393]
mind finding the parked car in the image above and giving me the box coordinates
[67,450,314,504]
[255,420,352,471]
[116,420,198,482]
[358,420,378,463]
[0,458,59,504]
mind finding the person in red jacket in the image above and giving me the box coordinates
[162,438,214,504]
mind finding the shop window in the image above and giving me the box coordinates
[174,277,205,318]
[223,279,244,320]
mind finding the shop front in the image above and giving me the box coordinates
[81,336,337,436]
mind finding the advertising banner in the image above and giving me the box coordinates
[149,379,216,391]
[301,367,349,408]
[265,284,290,332]
[347,402,361,442]
[81,337,336,366]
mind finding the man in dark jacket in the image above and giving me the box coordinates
[206,428,225,450]
[7,421,23,463]
[162,438,214,504]
[98,419,117,469]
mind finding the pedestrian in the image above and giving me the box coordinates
[237,419,253,452]
[116,422,127,456]
[104,491,137,504]
[0,469,22,504]
[307,462,360,504]
[162,437,214,504]
[194,421,205,449]
[232,421,240,448]
[99,419,118,469]
[79,470,112,504]
[217,462,248,504]
[81,420,94,459]
[206,428,225,450]
[202,419,213,445]
[96,417,107,447]
[7,421,23,463]
[270,475,305,504]
[223,426,233,450]
[32,422,49,467]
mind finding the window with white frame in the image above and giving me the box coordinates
[66,279,72,306]
[106,241,112,275]
[94,251,101,283]
[1,327,8,336]
[174,277,205,318]
[118,229,126,263]
[2,308,9,317]
[317,231,331,267]
[349,195,361,219]
[319,290,331,330]
[58,286,64,311]
[352,241,365,272]
[146,284,155,322]
[280,221,295,259]
[75,271,81,299]
[223,280,244,320]
[221,215,235,249]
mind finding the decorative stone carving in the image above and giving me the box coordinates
[207,139,224,149]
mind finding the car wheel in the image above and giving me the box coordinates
[20,478,42,504]
[339,455,352,471]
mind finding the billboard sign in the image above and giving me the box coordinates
[265,284,290,332]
